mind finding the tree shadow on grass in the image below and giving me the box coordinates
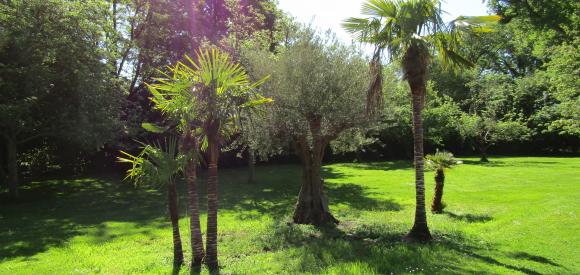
[460,159,509,167]
[459,157,570,169]
[257,220,549,274]
[1,163,393,262]
[326,183,402,212]
[509,252,562,267]
[444,211,493,223]
[329,161,413,172]
[215,164,402,221]
[0,177,167,261]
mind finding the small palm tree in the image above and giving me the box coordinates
[118,137,186,267]
[344,0,498,242]
[425,150,460,213]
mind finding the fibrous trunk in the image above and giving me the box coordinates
[431,168,445,214]
[205,130,219,270]
[366,49,383,117]
[167,183,184,267]
[406,83,432,242]
[185,134,204,267]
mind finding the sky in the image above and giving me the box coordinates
[277,0,490,43]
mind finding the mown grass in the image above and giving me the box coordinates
[0,156,578,274]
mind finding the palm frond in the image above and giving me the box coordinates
[425,150,459,170]
[117,136,184,188]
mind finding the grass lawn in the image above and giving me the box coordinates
[1,156,579,274]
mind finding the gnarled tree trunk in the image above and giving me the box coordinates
[292,158,337,225]
[167,182,184,267]
[205,126,219,270]
[431,168,445,213]
[292,118,338,226]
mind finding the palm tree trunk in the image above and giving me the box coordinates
[186,136,204,267]
[431,168,445,214]
[6,136,19,199]
[406,89,432,242]
[205,130,219,270]
[167,182,184,267]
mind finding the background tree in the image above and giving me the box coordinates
[118,137,187,267]
[343,0,499,241]
[456,0,579,152]
[425,150,459,213]
[458,72,530,162]
[244,29,370,225]
[0,0,122,198]
[537,41,580,138]
[119,0,283,141]
[458,115,528,162]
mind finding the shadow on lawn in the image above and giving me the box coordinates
[444,211,493,223]
[332,161,414,171]
[0,164,398,261]
[460,159,510,167]
[509,252,562,267]
[460,158,569,169]
[217,164,402,220]
[0,177,166,260]
[258,220,549,274]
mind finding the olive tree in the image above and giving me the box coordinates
[244,30,369,225]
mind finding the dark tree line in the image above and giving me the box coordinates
[0,0,283,198]
[1,0,577,200]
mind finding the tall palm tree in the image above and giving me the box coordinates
[118,137,186,267]
[343,0,498,241]
[148,48,269,269]
[425,150,459,213]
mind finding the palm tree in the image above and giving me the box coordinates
[425,150,460,213]
[146,61,207,267]
[148,48,269,270]
[118,137,186,267]
[343,0,498,241]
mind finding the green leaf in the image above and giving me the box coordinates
[141,123,167,133]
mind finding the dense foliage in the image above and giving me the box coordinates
[0,0,123,196]
[0,0,578,197]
